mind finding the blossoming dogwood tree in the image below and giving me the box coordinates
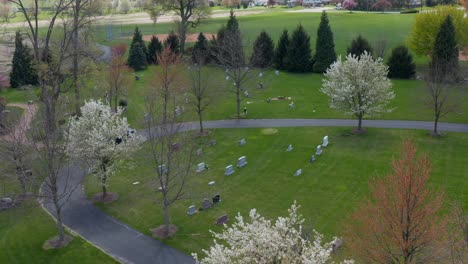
[193,202,353,264]
[321,52,394,132]
[66,100,144,200]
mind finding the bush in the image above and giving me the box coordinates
[387,45,416,79]
[347,35,373,58]
[400,9,418,14]
[128,43,147,71]
[118,98,128,108]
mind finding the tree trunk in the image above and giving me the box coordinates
[433,114,439,135]
[163,202,170,235]
[236,83,241,119]
[179,19,187,53]
[357,115,363,131]
[54,197,65,242]
[198,110,204,134]
[101,164,107,198]
[72,1,81,116]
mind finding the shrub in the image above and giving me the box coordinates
[118,98,128,108]
[387,45,416,79]
[347,35,373,58]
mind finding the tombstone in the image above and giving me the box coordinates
[322,135,329,147]
[216,215,229,225]
[225,75,230,81]
[237,156,247,168]
[225,165,234,176]
[157,164,167,175]
[286,144,293,152]
[258,82,264,89]
[187,205,197,216]
[201,198,212,210]
[0,197,13,209]
[258,72,263,78]
[208,181,215,186]
[293,169,302,177]
[158,186,164,192]
[212,194,221,205]
[196,162,206,173]
[171,142,181,151]
[196,148,203,157]
[209,140,217,146]
[331,238,343,253]
[316,145,322,156]
[24,170,32,177]
[267,97,272,103]
[238,138,246,147]
[135,75,140,81]
[27,100,34,105]
[309,155,316,163]
[275,70,280,76]
[289,102,295,108]
[144,113,150,123]
[132,181,140,185]
[175,106,181,117]
[243,107,248,114]
[244,90,249,97]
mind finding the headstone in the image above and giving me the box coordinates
[171,142,181,151]
[209,140,217,146]
[244,90,249,97]
[212,194,221,205]
[267,97,272,103]
[196,162,206,173]
[331,238,343,253]
[175,106,181,117]
[201,198,212,210]
[225,165,234,176]
[0,197,12,204]
[316,145,322,156]
[275,70,280,76]
[187,205,197,216]
[293,169,302,176]
[258,72,263,78]
[215,215,229,225]
[135,75,140,81]
[157,164,167,175]
[132,181,140,185]
[322,135,329,147]
[27,100,34,105]
[196,148,203,156]
[237,156,247,168]
[225,75,230,81]
[258,82,264,89]
[289,102,295,108]
[158,186,164,192]
[24,170,32,177]
[286,144,293,152]
[309,155,316,163]
[238,138,246,146]
[208,181,215,186]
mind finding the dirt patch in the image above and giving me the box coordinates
[150,224,178,239]
[43,234,74,250]
[128,33,216,43]
[92,192,119,203]
[460,48,468,61]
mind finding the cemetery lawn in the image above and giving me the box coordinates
[84,127,468,256]
[0,203,117,264]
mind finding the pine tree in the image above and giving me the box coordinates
[388,45,416,79]
[128,42,147,71]
[285,24,313,73]
[226,9,239,33]
[147,35,162,64]
[9,31,38,88]
[347,35,373,58]
[273,30,289,70]
[250,30,274,68]
[164,31,180,54]
[313,11,337,73]
[192,32,209,64]
[128,27,147,64]
[430,15,459,82]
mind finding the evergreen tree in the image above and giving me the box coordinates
[128,42,147,71]
[387,45,416,79]
[192,32,209,64]
[226,9,239,33]
[273,30,289,70]
[147,35,162,64]
[285,24,313,73]
[430,15,459,81]
[313,11,337,73]
[164,31,180,54]
[347,35,373,58]
[9,31,38,88]
[250,30,274,68]
[128,27,147,61]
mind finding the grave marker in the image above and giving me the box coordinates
[316,145,322,156]
[225,165,235,176]
[187,205,197,216]
[237,156,247,168]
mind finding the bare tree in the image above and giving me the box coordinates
[106,44,131,112]
[447,202,468,264]
[373,39,387,59]
[144,47,193,238]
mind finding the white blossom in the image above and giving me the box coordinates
[65,100,144,188]
[193,202,353,264]
[321,52,394,124]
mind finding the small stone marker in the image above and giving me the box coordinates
[132,181,140,185]
[135,75,140,81]
[175,106,181,117]
[171,142,181,151]
[157,164,167,175]
[24,170,33,177]
[196,148,203,156]
[316,145,322,156]
[237,156,247,168]
[294,169,302,177]
[244,90,249,97]
[208,181,215,186]
[215,215,229,225]
[187,205,197,216]
[28,100,34,105]
[209,140,217,146]
[331,238,343,253]
[289,102,295,108]
[212,194,221,205]
[158,186,164,192]
[196,162,206,173]
[238,138,246,146]
[322,135,329,147]
[225,165,234,176]
[201,198,212,210]
[309,155,316,163]
[286,144,293,152]
[275,70,280,76]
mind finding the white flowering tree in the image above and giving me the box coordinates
[193,202,353,264]
[321,52,394,132]
[66,100,144,200]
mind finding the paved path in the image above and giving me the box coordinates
[42,118,468,264]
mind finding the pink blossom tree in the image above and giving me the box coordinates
[342,0,357,11]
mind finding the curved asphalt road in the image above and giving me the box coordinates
[43,118,468,264]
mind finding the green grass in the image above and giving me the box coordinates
[84,127,468,256]
[0,205,117,264]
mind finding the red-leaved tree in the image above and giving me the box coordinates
[372,0,392,12]
[346,140,448,263]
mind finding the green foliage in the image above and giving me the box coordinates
[313,11,337,73]
[285,24,313,73]
[128,27,147,65]
[387,45,416,79]
[128,42,147,71]
[347,35,373,58]
[250,30,275,68]
[273,30,289,70]
[147,35,162,64]
[164,31,180,54]
[9,32,38,88]
[226,9,239,32]
[408,6,468,56]
[430,15,459,81]
[192,32,210,64]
